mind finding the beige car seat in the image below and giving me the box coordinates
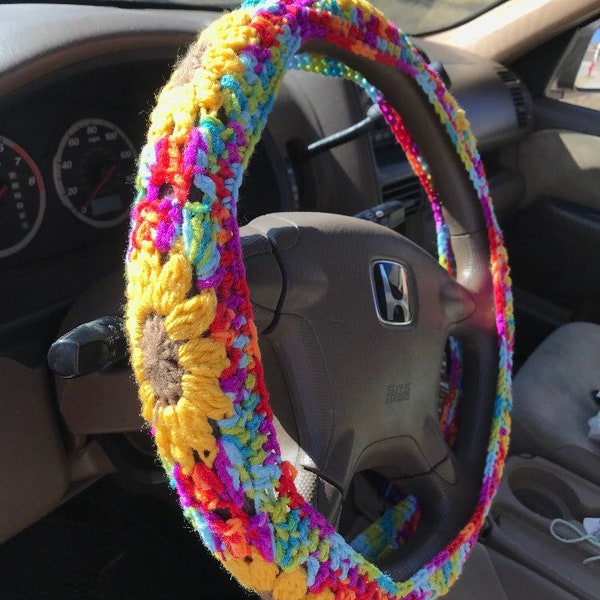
[510,321,600,485]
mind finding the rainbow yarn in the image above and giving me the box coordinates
[350,495,421,564]
[125,0,514,598]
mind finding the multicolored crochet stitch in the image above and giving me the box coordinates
[125,0,515,598]
[350,495,421,564]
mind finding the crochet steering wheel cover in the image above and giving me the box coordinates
[125,0,514,597]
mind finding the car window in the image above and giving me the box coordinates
[370,0,505,34]
[179,0,506,35]
[547,22,600,111]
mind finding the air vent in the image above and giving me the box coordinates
[382,176,424,214]
[496,68,530,130]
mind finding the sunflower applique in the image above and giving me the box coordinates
[126,239,233,472]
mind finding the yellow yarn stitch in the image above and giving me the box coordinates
[309,590,335,600]
[147,10,257,145]
[222,549,334,600]
[221,548,280,592]
[272,568,309,600]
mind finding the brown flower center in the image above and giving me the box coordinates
[141,313,183,407]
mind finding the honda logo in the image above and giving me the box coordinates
[372,261,412,325]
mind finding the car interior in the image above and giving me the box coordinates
[1,0,599,598]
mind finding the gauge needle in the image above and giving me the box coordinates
[81,163,117,215]
[0,183,7,200]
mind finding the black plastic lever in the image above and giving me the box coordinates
[300,103,385,161]
[47,316,127,378]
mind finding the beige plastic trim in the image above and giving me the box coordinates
[516,129,600,210]
[0,359,69,543]
[428,0,600,63]
[486,456,600,600]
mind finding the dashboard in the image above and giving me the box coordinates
[0,2,532,543]
[0,61,289,365]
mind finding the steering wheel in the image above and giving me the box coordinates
[125,0,514,597]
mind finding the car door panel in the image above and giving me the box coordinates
[504,100,600,354]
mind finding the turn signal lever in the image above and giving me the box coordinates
[47,316,127,378]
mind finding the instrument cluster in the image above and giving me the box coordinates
[0,57,168,272]
[0,57,287,273]
[0,136,45,258]
[53,118,136,230]
[0,118,136,259]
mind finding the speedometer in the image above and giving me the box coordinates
[53,118,136,228]
[0,136,45,258]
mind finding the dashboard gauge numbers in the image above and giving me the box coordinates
[54,119,136,227]
[0,136,45,258]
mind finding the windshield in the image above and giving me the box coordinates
[369,0,504,34]
[202,0,505,35]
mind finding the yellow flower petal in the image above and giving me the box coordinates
[151,250,193,315]
[154,401,216,470]
[128,344,145,376]
[272,569,308,600]
[139,379,158,423]
[163,289,217,341]
[221,548,279,593]
[126,248,162,321]
[178,336,228,375]
[181,373,233,420]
